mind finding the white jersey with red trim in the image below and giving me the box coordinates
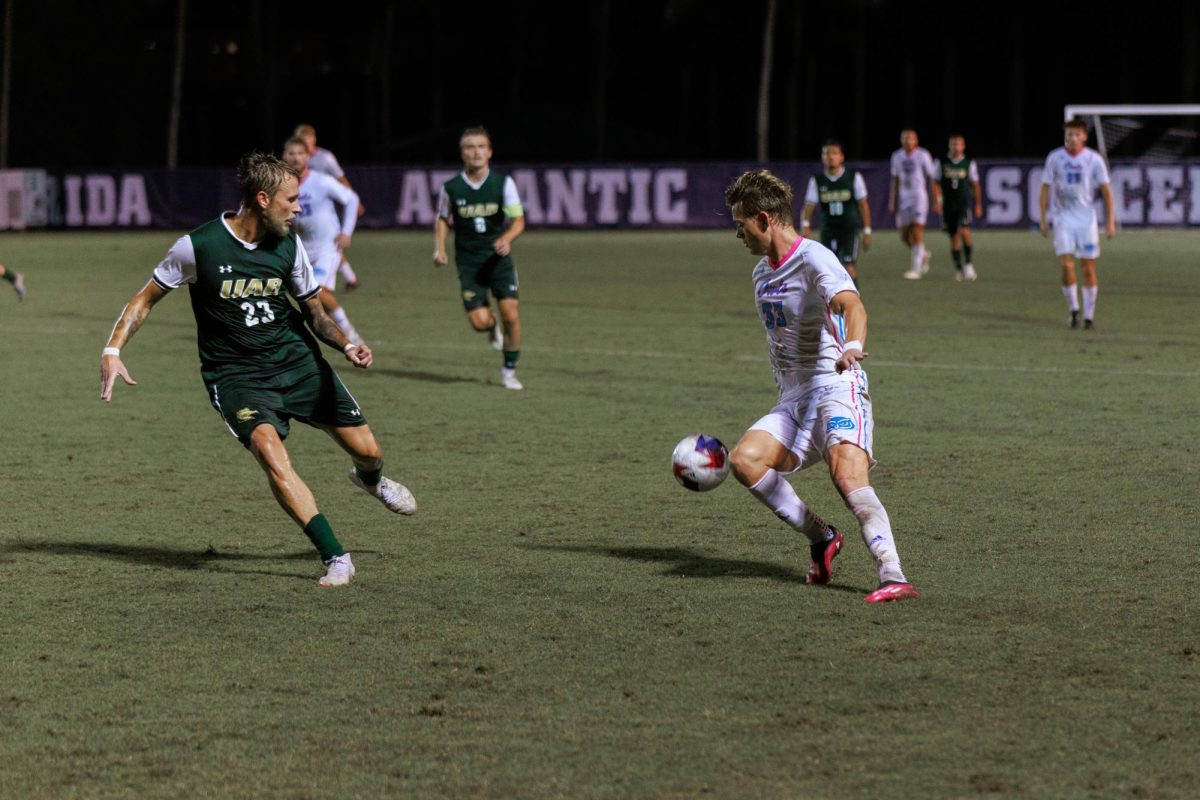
[751,236,860,399]
[1041,146,1110,228]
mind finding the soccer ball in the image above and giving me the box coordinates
[671,434,730,492]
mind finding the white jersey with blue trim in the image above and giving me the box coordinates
[1041,146,1110,228]
[890,146,935,203]
[294,171,358,254]
[752,236,859,399]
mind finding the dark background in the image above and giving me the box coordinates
[8,0,1200,169]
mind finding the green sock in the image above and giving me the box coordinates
[503,349,520,370]
[963,243,973,262]
[355,465,382,487]
[951,249,963,269]
[302,513,345,562]
[0,271,13,284]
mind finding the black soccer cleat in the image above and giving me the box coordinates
[1084,318,1094,330]
[1069,310,1079,329]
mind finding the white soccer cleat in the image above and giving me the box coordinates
[11,272,25,301]
[501,369,523,391]
[954,270,965,282]
[963,263,977,281]
[319,553,355,587]
[349,468,418,515]
[920,250,932,274]
[903,268,923,280]
[489,320,504,351]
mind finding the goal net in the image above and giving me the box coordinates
[1064,104,1200,163]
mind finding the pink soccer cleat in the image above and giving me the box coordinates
[865,581,920,604]
[806,529,843,585]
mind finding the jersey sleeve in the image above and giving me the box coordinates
[852,172,868,200]
[1041,153,1056,185]
[436,185,451,221]
[889,151,901,177]
[923,151,937,178]
[322,149,345,179]
[290,238,321,301]
[810,244,857,303]
[803,177,819,204]
[502,176,524,218]
[325,175,360,235]
[932,161,943,180]
[151,235,196,290]
[969,160,981,182]
[1092,152,1111,185]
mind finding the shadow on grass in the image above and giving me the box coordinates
[528,544,869,594]
[369,367,487,385]
[0,540,333,581]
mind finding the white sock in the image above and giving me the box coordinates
[844,486,907,584]
[1062,284,1080,312]
[1081,285,1097,320]
[339,260,358,283]
[747,469,832,545]
[329,307,363,344]
[911,244,924,272]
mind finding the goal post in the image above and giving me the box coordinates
[1064,104,1200,163]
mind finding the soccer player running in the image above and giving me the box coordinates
[0,263,25,301]
[1039,119,1116,329]
[282,136,365,345]
[724,169,918,604]
[99,152,417,588]
[933,133,984,282]
[433,126,526,391]
[800,139,872,287]
[888,129,939,280]
[294,123,362,291]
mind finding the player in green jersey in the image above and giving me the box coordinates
[99,152,416,588]
[433,126,526,390]
[800,140,872,286]
[932,133,984,282]
[0,263,25,301]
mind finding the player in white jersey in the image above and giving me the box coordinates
[294,124,362,291]
[723,169,918,604]
[1039,119,1116,329]
[283,137,365,345]
[888,129,939,280]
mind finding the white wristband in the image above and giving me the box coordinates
[841,340,863,355]
[102,347,120,357]
[343,342,357,353]
[862,227,872,235]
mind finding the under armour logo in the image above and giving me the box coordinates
[218,265,233,274]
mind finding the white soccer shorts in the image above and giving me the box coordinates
[306,241,343,291]
[748,372,875,474]
[895,197,928,228]
[1053,219,1101,259]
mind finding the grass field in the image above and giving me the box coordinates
[1,227,1198,799]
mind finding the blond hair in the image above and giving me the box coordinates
[237,152,298,206]
[724,169,794,226]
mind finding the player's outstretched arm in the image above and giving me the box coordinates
[100,280,170,402]
[301,292,372,368]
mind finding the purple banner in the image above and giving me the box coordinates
[34,161,1200,231]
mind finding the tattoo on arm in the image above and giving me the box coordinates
[303,295,347,349]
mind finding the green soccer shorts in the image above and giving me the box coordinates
[942,205,973,235]
[206,359,366,446]
[820,229,862,266]
[456,252,519,311]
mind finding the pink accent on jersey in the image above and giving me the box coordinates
[769,236,803,270]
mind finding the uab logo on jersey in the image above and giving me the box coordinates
[219,276,284,299]
[456,202,499,218]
